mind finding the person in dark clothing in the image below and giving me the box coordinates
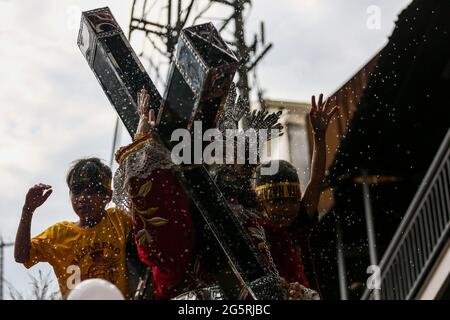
[254,94,338,299]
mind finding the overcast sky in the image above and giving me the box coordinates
[0,0,411,299]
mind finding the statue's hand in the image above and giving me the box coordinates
[136,88,160,139]
[137,88,151,119]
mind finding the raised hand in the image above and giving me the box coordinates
[23,184,53,213]
[135,88,160,139]
[137,88,151,119]
[310,93,339,135]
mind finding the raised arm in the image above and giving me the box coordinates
[301,94,338,219]
[135,88,158,139]
[15,184,52,263]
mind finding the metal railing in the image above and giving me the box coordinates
[362,127,450,300]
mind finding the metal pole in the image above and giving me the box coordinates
[233,0,251,112]
[336,216,349,300]
[361,169,380,300]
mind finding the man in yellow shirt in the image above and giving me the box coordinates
[14,158,132,299]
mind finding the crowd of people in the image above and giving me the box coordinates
[14,88,338,300]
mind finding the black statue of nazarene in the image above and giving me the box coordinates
[78,7,286,300]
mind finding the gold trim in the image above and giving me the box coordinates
[353,175,402,185]
[255,182,301,201]
[146,217,169,227]
[133,132,148,141]
[116,134,153,164]
[131,180,153,198]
